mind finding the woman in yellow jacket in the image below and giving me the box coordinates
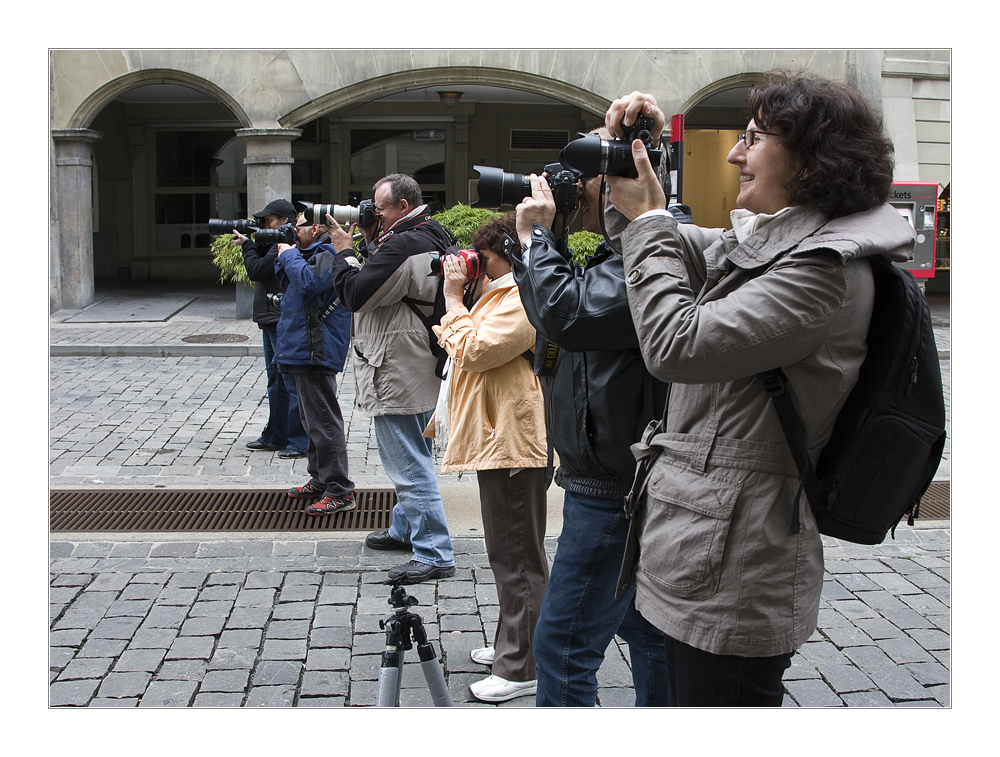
[433,214,550,703]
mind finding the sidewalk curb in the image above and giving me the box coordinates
[50,344,265,358]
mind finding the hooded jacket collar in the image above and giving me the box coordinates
[725,203,916,272]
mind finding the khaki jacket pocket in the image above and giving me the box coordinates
[638,458,743,601]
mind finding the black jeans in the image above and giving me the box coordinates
[662,634,792,707]
[287,368,354,500]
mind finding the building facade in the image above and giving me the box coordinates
[48,49,951,311]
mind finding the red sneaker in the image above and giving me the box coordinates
[306,493,357,516]
[287,482,323,499]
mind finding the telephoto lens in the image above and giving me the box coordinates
[301,202,361,226]
[208,218,258,236]
[471,166,532,208]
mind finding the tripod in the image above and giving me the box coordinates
[375,579,454,707]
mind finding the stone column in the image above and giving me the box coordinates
[327,119,344,202]
[454,117,469,205]
[235,128,302,216]
[846,49,885,114]
[52,128,102,310]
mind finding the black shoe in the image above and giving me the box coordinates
[387,560,456,585]
[365,530,411,551]
[278,448,307,458]
[246,439,282,451]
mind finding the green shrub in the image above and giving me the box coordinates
[567,231,603,265]
[431,203,506,249]
[210,233,251,285]
[431,203,603,267]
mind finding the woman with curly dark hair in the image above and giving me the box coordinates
[555,74,918,706]
[746,73,896,218]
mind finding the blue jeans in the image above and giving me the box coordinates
[260,329,308,452]
[373,411,454,568]
[533,489,669,706]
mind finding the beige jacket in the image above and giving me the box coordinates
[432,278,549,473]
[620,203,916,657]
[338,206,451,416]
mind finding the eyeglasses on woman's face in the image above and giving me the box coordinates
[737,129,779,149]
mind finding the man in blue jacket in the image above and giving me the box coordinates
[274,214,355,516]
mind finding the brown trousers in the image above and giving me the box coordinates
[476,467,549,682]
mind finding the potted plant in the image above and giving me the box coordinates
[210,233,254,319]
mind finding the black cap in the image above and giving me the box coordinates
[252,199,297,221]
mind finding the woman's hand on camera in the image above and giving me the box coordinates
[442,255,469,310]
[606,139,666,221]
[516,174,557,247]
[606,91,665,144]
[232,230,249,245]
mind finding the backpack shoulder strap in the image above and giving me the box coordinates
[760,368,824,534]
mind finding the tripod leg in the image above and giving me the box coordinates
[418,654,453,707]
[376,649,405,707]
[410,616,454,707]
[376,618,405,708]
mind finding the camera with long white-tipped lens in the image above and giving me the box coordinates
[300,200,376,228]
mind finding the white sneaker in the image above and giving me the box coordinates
[468,674,537,703]
[470,646,495,666]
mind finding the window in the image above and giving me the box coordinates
[350,128,446,190]
[153,132,246,251]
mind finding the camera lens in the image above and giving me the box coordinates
[301,202,361,225]
[472,166,531,208]
[559,134,607,179]
[208,218,254,236]
[560,132,661,179]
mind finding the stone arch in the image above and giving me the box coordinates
[281,66,612,127]
[67,69,252,130]
[679,73,765,116]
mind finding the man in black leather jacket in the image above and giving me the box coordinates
[512,170,670,707]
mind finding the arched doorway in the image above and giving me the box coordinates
[88,81,248,284]
[77,75,601,291]
[289,81,600,215]
[676,83,754,229]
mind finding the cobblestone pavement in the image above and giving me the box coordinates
[48,525,950,708]
[47,285,953,708]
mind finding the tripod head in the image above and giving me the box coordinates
[384,576,420,611]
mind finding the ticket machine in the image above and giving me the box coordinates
[889,181,940,278]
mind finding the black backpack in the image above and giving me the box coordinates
[761,255,947,545]
[402,269,451,380]
[399,224,459,381]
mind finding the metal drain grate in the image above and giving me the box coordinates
[49,489,396,532]
[916,480,950,520]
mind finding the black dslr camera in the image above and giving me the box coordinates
[559,115,663,179]
[472,162,581,216]
[208,218,297,246]
[300,200,376,228]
